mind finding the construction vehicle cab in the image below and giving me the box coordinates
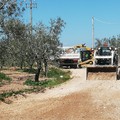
[78,50,93,67]
[77,45,94,68]
[80,50,92,62]
[94,46,118,65]
[98,47,111,55]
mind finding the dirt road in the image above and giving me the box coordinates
[1,68,120,120]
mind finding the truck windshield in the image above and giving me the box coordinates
[100,47,111,56]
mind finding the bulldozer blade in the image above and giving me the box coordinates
[86,66,117,80]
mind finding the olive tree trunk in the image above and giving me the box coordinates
[44,59,48,77]
[35,62,42,82]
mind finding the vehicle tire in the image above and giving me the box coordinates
[78,64,82,68]
[71,65,77,69]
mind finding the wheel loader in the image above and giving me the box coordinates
[86,46,119,80]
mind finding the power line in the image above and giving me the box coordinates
[94,17,119,25]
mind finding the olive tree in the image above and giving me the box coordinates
[33,17,65,82]
[2,19,27,68]
[0,0,25,68]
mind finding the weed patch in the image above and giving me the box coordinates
[0,72,11,81]
[24,67,71,87]
[0,67,71,102]
[0,87,45,102]
[0,72,12,86]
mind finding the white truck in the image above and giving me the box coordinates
[58,47,80,68]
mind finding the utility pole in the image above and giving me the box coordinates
[30,0,33,37]
[116,35,118,48]
[26,0,37,40]
[92,16,94,49]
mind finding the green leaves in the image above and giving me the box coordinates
[0,0,25,17]
[0,72,12,86]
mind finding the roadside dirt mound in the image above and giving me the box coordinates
[87,72,116,80]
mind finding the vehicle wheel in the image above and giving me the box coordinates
[73,65,77,69]
[78,64,82,68]
[89,61,93,65]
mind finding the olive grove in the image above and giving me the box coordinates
[0,0,65,82]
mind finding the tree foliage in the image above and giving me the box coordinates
[95,36,120,56]
[0,17,65,82]
[31,18,65,81]
[0,0,25,35]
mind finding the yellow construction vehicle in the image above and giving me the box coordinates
[75,44,94,68]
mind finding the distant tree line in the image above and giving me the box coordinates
[95,36,120,57]
[0,0,65,82]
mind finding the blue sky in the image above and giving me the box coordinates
[23,0,120,47]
